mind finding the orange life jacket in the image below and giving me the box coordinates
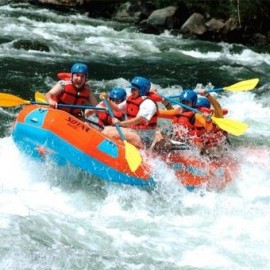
[96,102,125,126]
[56,80,90,116]
[196,107,228,147]
[172,111,206,138]
[126,96,158,129]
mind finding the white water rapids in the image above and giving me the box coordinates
[0,3,270,269]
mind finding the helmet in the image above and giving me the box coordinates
[196,97,211,109]
[70,63,88,77]
[109,87,127,102]
[179,90,197,107]
[130,76,151,96]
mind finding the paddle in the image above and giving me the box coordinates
[168,78,259,98]
[160,94,248,136]
[210,78,259,92]
[0,93,106,111]
[35,91,47,103]
[34,92,105,129]
[103,98,142,172]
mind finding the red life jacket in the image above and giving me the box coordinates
[194,107,228,147]
[96,102,125,126]
[148,91,163,102]
[57,72,71,80]
[126,96,158,129]
[56,80,90,116]
[172,111,209,147]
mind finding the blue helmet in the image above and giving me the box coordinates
[196,97,211,109]
[109,87,127,102]
[70,63,88,77]
[179,90,197,107]
[130,76,151,96]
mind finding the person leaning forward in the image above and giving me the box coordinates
[101,76,159,149]
[96,87,126,127]
[152,90,213,152]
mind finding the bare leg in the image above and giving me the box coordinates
[150,130,165,150]
[102,126,143,149]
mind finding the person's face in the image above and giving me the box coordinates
[131,86,139,98]
[72,73,87,89]
[181,99,193,110]
[109,98,122,104]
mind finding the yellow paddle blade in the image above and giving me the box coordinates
[35,92,46,103]
[223,78,259,92]
[212,116,248,136]
[0,93,30,107]
[124,140,142,172]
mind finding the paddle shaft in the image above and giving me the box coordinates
[167,78,259,98]
[30,100,107,111]
[84,118,104,129]
[160,94,248,136]
[103,98,125,141]
[160,94,202,114]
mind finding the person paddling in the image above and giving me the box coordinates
[101,76,159,149]
[45,62,98,118]
[195,90,230,155]
[152,90,214,152]
[96,87,126,126]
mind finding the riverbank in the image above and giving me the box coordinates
[10,0,270,52]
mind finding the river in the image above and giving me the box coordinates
[1,2,270,269]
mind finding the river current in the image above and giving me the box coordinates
[0,3,270,269]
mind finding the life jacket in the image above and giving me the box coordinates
[172,111,216,147]
[126,95,158,129]
[57,72,71,80]
[148,91,163,102]
[196,106,228,147]
[56,80,90,116]
[173,111,205,135]
[96,102,125,126]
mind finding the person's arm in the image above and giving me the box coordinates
[85,92,102,117]
[114,115,145,127]
[158,107,181,119]
[99,92,122,111]
[113,99,155,127]
[88,90,98,106]
[45,82,63,108]
[206,94,223,118]
[194,113,213,131]
[148,91,173,109]
[197,89,223,118]
[162,100,174,110]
